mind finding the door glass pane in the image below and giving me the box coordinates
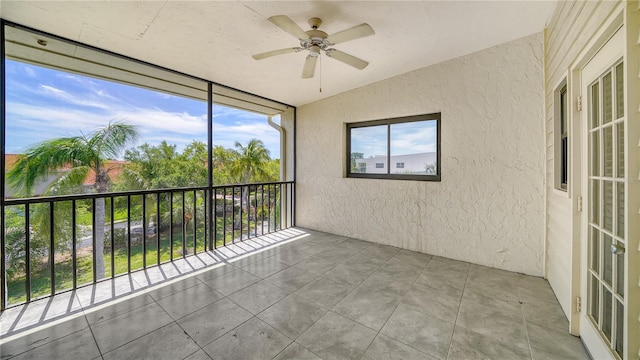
[350,125,388,174]
[591,82,599,129]
[590,227,599,272]
[616,241,624,298]
[615,62,624,119]
[603,72,612,124]
[591,132,600,176]
[603,181,613,231]
[590,274,600,324]
[603,288,612,341]
[604,126,613,177]
[616,124,624,178]
[603,234,612,286]
[615,300,624,357]
[591,180,599,225]
[616,183,624,238]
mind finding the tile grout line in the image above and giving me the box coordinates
[270,240,397,360]
[93,291,177,358]
[356,254,435,360]
[444,262,471,360]
[518,288,535,360]
[78,290,105,359]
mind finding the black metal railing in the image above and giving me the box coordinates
[1,181,294,310]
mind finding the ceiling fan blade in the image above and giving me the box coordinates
[326,23,375,45]
[268,15,310,40]
[301,55,318,79]
[252,47,300,60]
[326,49,369,70]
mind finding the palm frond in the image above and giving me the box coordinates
[7,137,90,194]
[44,166,91,195]
[91,121,139,160]
[119,166,150,190]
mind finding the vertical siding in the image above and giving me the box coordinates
[545,0,620,321]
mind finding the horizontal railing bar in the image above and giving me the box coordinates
[4,181,294,205]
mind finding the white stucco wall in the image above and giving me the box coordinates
[296,33,545,276]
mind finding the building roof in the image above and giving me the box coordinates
[5,154,128,186]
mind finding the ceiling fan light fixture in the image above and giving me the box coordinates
[309,45,321,57]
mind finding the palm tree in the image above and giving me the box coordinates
[230,139,270,231]
[8,121,139,279]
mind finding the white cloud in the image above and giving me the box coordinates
[39,84,112,110]
[390,123,437,155]
[23,66,36,78]
[6,101,281,158]
[213,121,281,158]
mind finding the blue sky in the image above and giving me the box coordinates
[4,60,281,159]
[351,120,437,158]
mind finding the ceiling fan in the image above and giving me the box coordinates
[253,15,375,79]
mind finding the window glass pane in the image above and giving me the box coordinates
[390,120,437,175]
[615,300,624,357]
[591,132,599,176]
[590,274,600,324]
[591,179,599,226]
[350,125,388,174]
[616,240,624,298]
[603,288,612,341]
[591,82,599,129]
[604,126,613,177]
[561,137,568,187]
[603,72,613,124]
[603,181,613,232]
[560,87,567,135]
[603,72,612,124]
[590,227,599,273]
[615,62,624,119]
[603,234,612,286]
[616,124,624,178]
[616,182,624,238]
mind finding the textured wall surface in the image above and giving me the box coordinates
[296,33,545,276]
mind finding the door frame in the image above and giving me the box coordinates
[567,5,626,358]
[579,26,624,360]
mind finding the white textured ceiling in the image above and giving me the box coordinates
[0,1,556,107]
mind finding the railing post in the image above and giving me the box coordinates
[156,193,161,265]
[170,192,174,260]
[181,191,186,258]
[49,201,55,294]
[126,195,131,273]
[142,194,147,269]
[72,200,77,289]
[25,203,31,302]
[110,196,115,278]
[91,198,96,283]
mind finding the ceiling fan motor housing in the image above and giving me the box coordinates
[302,28,330,52]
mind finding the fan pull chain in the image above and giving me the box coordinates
[319,53,322,93]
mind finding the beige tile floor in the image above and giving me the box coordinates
[0,228,589,360]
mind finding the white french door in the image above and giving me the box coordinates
[580,28,625,360]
